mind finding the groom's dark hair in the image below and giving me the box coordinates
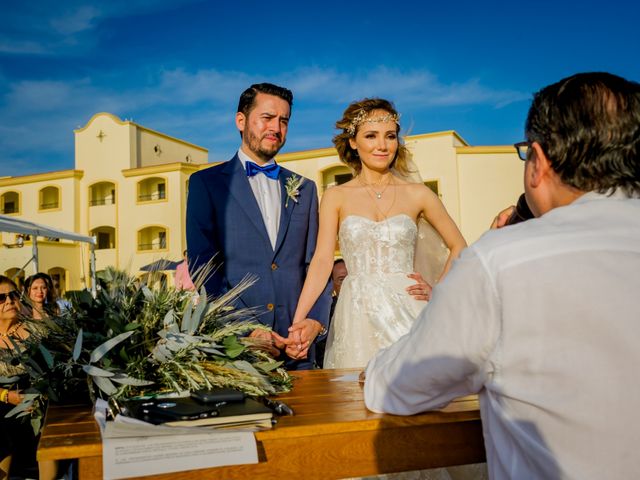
[237,83,294,117]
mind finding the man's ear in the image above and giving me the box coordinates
[529,142,552,188]
[235,112,246,134]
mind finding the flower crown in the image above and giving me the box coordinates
[346,109,400,136]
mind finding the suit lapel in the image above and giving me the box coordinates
[273,169,296,254]
[222,156,272,246]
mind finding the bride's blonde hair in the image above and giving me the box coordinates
[333,98,410,176]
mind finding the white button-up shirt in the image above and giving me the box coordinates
[238,149,281,249]
[364,191,640,480]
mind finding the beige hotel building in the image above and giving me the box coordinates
[0,113,523,293]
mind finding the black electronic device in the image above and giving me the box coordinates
[191,387,245,404]
[126,397,220,424]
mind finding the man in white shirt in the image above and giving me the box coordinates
[364,72,640,479]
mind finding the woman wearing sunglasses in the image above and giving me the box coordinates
[0,275,56,480]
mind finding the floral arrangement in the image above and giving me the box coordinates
[0,267,291,433]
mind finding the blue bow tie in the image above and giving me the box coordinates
[245,161,280,179]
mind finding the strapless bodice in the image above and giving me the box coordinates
[339,214,417,275]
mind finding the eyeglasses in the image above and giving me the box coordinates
[514,141,531,161]
[0,291,20,303]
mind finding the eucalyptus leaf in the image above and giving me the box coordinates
[152,343,172,363]
[92,376,117,395]
[253,360,284,373]
[163,309,179,332]
[82,364,115,377]
[110,373,154,386]
[181,300,193,333]
[141,285,153,300]
[25,358,43,375]
[166,332,201,345]
[72,328,83,361]
[38,344,54,369]
[5,398,33,417]
[31,417,42,436]
[89,330,134,363]
[191,293,207,332]
[232,360,263,377]
[0,376,20,384]
[164,338,188,352]
[198,347,225,356]
[47,385,59,403]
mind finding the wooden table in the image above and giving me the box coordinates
[38,368,485,479]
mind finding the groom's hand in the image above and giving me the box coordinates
[249,329,281,357]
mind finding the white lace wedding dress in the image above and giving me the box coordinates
[324,214,487,480]
[324,214,424,369]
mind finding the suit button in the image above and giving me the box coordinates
[271,263,278,270]
[267,303,274,311]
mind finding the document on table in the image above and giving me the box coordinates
[94,399,259,479]
[331,372,361,382]
[103,430,258,480]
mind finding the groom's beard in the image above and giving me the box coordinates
[244,129,285,162]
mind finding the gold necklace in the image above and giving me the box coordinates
[358,174,392,200]
[361,176,397,220]
[0,322,21,338]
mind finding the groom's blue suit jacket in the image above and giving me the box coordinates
[186,155,332,368]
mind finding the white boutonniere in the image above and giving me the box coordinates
[285,174,304,207]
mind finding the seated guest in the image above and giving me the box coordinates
[175,250,196,291]
[317,259,347,368]
[24,272,60,320]
[364,72,640,479]
[53,280,72,313]
[0,275,55,480]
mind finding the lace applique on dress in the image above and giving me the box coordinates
[324,214,425,369]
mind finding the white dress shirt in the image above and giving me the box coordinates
[364,191,640,480]
[237,149,281,249]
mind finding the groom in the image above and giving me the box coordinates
[186,83,332,370]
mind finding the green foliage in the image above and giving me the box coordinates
[1,267,291,433]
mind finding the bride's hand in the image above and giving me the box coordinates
[406,272,432,301]
[271,330,311,360]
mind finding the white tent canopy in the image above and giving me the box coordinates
[0,214,97,294]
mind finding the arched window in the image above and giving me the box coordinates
[39,186,60,210]
[1,191,20,214]
[4,268,25,289]
[137,177,167,202]
[89,182,116,206]
[48,267,67,296]
[137,226,168,251]
[321,166,353,193]
[90,226,116,250]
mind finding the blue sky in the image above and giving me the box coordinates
[1,0,638,177]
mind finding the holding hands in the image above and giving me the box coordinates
[249,328,282,358]
[271,318,324,360]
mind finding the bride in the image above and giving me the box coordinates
[280,98,466,368]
